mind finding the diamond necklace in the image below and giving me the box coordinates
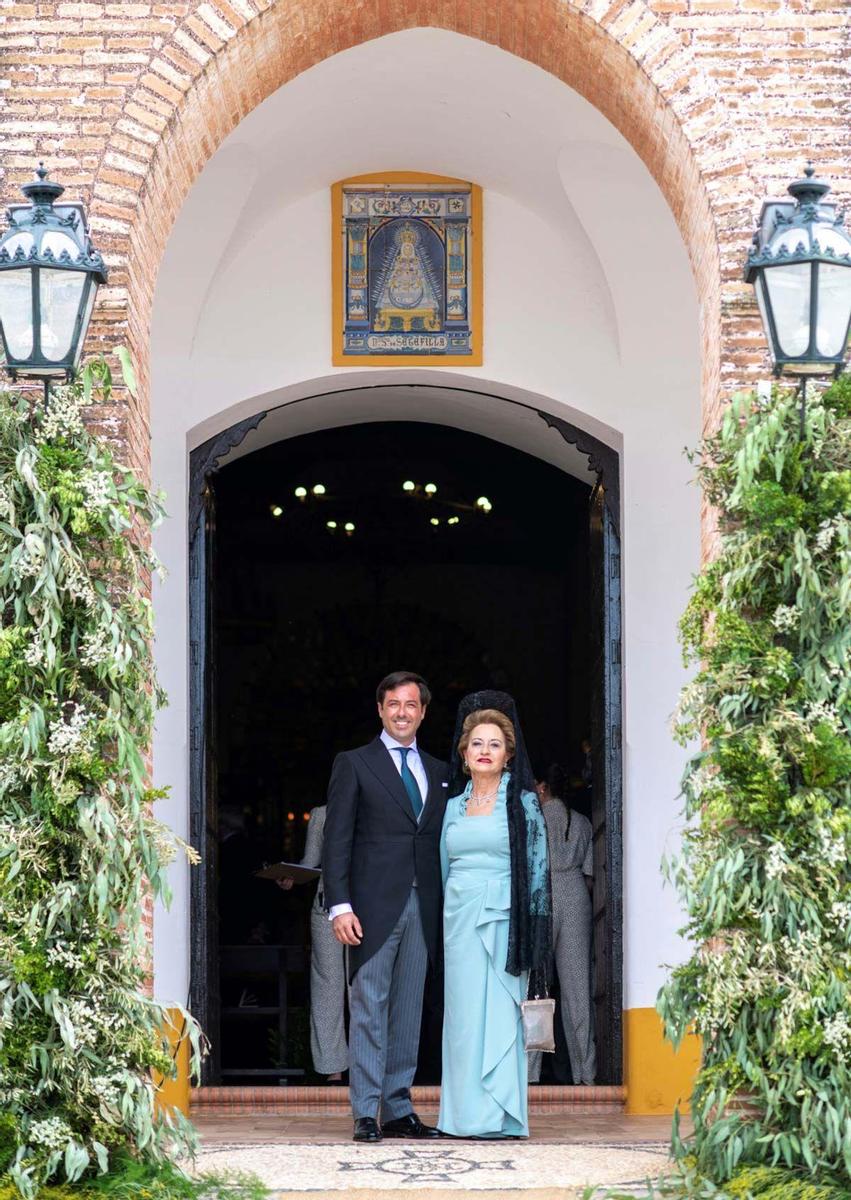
[468,788,498,808]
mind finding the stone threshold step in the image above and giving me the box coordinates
[191,1084,626,1115]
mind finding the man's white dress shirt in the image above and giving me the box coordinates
[328,732,428,921]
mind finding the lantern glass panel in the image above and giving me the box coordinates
[73,280,96,369]
[755,274,770,347]
[817,263,851,357]
[813,223,851,257]
[771,227,810,256]
[3,232,34,259]
[40,231,80,261]
[765,261,811,357]
[0,268,34,359]
[39,267,85,362]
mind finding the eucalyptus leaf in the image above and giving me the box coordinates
[116,345,138,398]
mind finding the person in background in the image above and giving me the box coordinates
[279,805,348,1082]
[218,805,270,946]
[579,737,593,811]
[529,762,596,1086]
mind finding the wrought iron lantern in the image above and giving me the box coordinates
[0,163,107,387]
[745,165,851,376]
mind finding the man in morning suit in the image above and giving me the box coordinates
[323,670,449,1143]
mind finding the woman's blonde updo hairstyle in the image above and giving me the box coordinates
[457,708,516,774]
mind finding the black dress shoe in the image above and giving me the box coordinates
[382,1112,442,1138]
[353,1117,382,1142]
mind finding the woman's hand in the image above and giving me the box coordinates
[276,877,295,891]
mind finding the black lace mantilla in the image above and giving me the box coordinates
[448,690,552,978]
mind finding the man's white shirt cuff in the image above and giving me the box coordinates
[329,903,353,921]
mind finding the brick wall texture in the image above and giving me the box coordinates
[1,0,850,520]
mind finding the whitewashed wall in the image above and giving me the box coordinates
[149,29,701,1017]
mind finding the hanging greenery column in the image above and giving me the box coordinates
[658,375,851,1195]
[0,364,203,1197]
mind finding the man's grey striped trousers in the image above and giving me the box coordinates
[348,889,428,1121]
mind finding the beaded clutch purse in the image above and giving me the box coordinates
[521,996,556,1052]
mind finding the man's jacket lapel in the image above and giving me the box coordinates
[362,737,418,825]
[419,753,446,832]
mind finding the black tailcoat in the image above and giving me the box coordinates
[323,737,449,979]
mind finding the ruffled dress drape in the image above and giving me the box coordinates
[438,781,529,1138]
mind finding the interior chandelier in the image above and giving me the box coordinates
[267,478,495,532]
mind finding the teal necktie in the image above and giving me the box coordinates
[396,747,423,819]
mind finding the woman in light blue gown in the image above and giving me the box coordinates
[438,693,550,1139]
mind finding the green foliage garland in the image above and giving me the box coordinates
[0,365,203,1196]
[657,375,851,1186]
[0,1158,269,1200]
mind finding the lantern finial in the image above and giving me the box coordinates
[21,161,65,208]
[787,162,831,208]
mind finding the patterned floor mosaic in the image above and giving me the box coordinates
[196,1138,671,1193]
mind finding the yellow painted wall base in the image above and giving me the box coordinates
[624,1006,701,1115]
[154,1007,191,1117]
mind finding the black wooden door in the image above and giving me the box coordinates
[189,474,221,1083]
[188,413,266,1086]
[588,480,624,1084]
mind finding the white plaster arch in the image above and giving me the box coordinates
[189,371,618,476]
[150,27,700,1023]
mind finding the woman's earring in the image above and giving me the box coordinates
[462,760,471,775]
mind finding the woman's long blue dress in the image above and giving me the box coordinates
[438,780,529,1138]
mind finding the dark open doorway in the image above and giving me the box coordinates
[189,397,623,1090]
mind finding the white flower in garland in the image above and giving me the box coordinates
[804,698,841,733]
[65,998,101,1049]
[815,518,839,553]
[829,899,851,929]
[823,1013,851,1056]
[62,556,96,607]
[0,762,19,795]
[764,841,787,880]
[0,482,14,522]
[12,531,47,581]
[781,929,824,983]
[28,1116,75,1152]
[771,604,800,633]
[36,389,88,444]
[90,1074,123,1110]
[46,944,86,972]
[816,830,849,868]
[47,705,93,757]
[685,764,717,801]
[79,626,112,668]
[23,635,45,668]
[80,469,113,511]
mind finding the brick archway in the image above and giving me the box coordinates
[83,0,725,472]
